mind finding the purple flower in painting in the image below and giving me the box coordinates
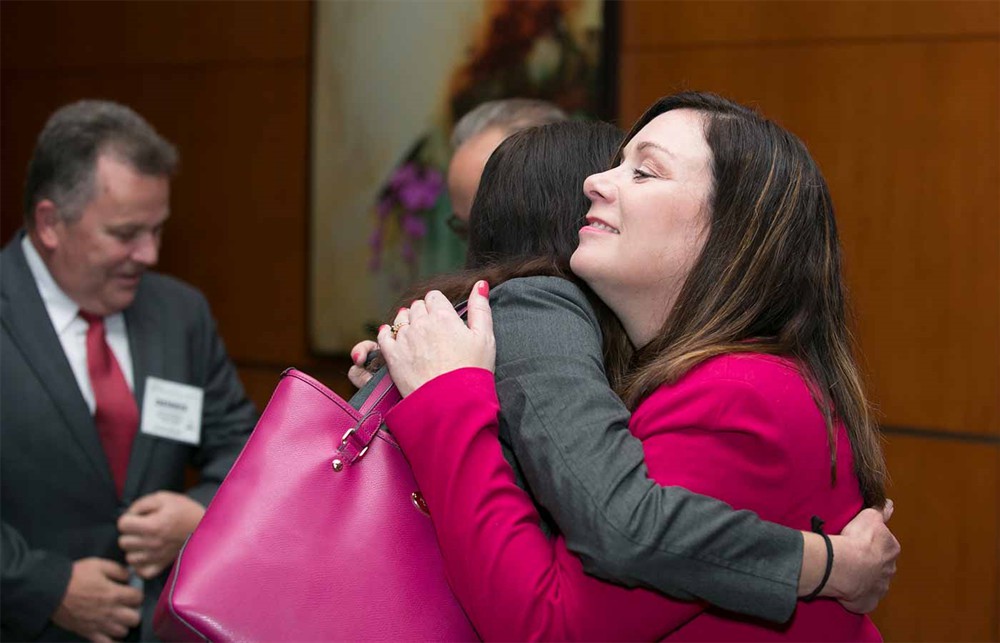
[397,167,444,211]
[401,212,427,239]
[369,139,446,275]
[389,163,421,191]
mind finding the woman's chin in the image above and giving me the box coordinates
[569,253,607,292]
[568,252,591,281]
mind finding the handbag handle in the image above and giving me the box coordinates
[339,301,469,465]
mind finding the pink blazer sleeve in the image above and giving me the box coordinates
[385,368,703,642]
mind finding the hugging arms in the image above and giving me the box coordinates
[354,278,895,639]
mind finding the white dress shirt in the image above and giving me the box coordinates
[21,236,135,415]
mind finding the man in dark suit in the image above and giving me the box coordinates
[1,100,257,641]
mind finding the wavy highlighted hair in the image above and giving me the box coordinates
[618,92,886,508]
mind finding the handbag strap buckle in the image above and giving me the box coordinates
[336,412,382,465]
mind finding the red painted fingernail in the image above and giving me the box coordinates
[378,325,388,334]
[477,280,489,296]
[351,351,359,363]
[398,307,406,314]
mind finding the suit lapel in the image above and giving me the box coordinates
[1,235,117,493]
[122,288,164,501]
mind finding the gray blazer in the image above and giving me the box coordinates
[489,276,802,623]
[1,233,257,641]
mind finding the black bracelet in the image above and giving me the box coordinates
[803,515,834,601]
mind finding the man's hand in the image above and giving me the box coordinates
[117,491,205,579]
[824,500,900,612]
[51,558,142,643]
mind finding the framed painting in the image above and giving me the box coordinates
[310,0,613,353]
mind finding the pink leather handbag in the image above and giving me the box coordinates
[153,368,478,641]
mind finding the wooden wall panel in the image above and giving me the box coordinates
[0,1,309,69]
[622,0,999,47]
[874,435,999,641]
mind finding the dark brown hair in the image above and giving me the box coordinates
[616,92,886,507]
[465,120,625,270]
[391,120,632,387]
[24,99,178,226]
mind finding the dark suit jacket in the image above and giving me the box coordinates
[1,233,257,641]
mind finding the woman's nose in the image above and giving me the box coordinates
[583,168,615,203]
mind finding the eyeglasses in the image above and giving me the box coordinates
[446,214,469,240]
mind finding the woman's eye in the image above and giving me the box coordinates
[632,168,653,180]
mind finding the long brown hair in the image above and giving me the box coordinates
[617,92,886,507]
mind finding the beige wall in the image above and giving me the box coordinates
[2,1,997,640]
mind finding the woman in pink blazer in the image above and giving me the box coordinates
[377,91,888,641]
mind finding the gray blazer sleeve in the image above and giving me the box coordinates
[491,276,803,623]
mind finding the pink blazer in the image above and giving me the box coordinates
[385,353,881,641]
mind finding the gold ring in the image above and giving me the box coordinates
[390,321,408,339]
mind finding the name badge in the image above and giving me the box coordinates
[140,377,203,445]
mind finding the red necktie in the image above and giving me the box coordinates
[80,311,139,497]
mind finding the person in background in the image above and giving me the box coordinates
[1,100,257,642]
[446,98,567,233]
[353,112,898,638]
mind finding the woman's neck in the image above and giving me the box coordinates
[593,283,675,349]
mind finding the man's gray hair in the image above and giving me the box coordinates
[23,99,178,226]
[451,98,568,150]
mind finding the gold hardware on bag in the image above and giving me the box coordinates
[411,492,430,516]
[331,459,344,472]
[340,427,356,446]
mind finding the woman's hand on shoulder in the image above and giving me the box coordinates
[378,281,495,397]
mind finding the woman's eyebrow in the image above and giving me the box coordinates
[635,140,677,159]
